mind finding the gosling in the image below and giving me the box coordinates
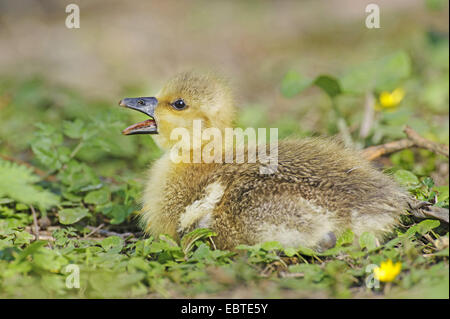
[119,72,411,251]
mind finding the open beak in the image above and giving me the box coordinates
[119,97,158,135]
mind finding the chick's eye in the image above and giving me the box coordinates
[138,99,145,105]
[172,99,187,110]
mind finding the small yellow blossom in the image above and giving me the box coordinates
[376,88,405,110]
[373,259,402,282]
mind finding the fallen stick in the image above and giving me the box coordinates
[408,199,449,224]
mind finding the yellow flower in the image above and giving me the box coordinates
[373,259,402,282]
[376,88,405,110]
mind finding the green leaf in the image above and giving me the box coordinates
[100,236,124,253]
[415,219,440,235]
[433,186,449,205]
[159,234,180,248]
[0,160,60,210]
[14,231,34,246]
[284,247,298,257]
[31,123,67,170]
[422,177,435,189]
[101,204,133,225]
[261,241,283,251]
[59,162,101,192]
[190,243,216,261]
[32,248,68,272]
[288,264,324,282]
[405,219,440,237]
[340,51,411,93]
[314,75,341,98]
[84,188,110,205]
[63,119,86,139]
[359,232,377,251]
[58,207,89,225]
[394,169,420,188]
[16,240,47,262]
[148,235,184,262]
[180,228,217,255]
[281,71,312,98]
[296,246,317,256]
[336,229,354,247]
[374,51,411,92]
[62,191,83,202]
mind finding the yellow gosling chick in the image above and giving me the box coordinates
[119,72,412,251]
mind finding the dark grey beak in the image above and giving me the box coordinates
[119,97,158,135]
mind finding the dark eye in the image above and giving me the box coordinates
[138,99,145,105]
[172,99,187,110]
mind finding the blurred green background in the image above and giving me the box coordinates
[0,0,449,299]
[0,0,448,179]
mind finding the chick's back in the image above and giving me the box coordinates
[207,138,409,250]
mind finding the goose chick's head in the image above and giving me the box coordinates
[119,72,235,150]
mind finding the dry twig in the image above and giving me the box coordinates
[85,223,105,238]
[362,126,449,161]
[85,226,135,239]
[408,199,449,224]
[361,139,415,161]
[30,205,40,240]
[404,126,449,158]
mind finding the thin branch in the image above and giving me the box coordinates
[85,226,135,239]
[361,139,415,161]
[70,141,84,159]
[30,205,40,240]
[362,126,449,161]
[404,126,449,158]
[84,223,105,238]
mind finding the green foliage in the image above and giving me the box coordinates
[314,75,342,98]
[0,162,448,298]
[281,51,410,98]
[58,208,89,225]
[278,44,448,146]
[280,72,341,99]
[180,228,217,255]
[359,232,377,251]
[340,51,411,93]
[280,71,312,98]
[0,160,59,210]
[394,169,420,188]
